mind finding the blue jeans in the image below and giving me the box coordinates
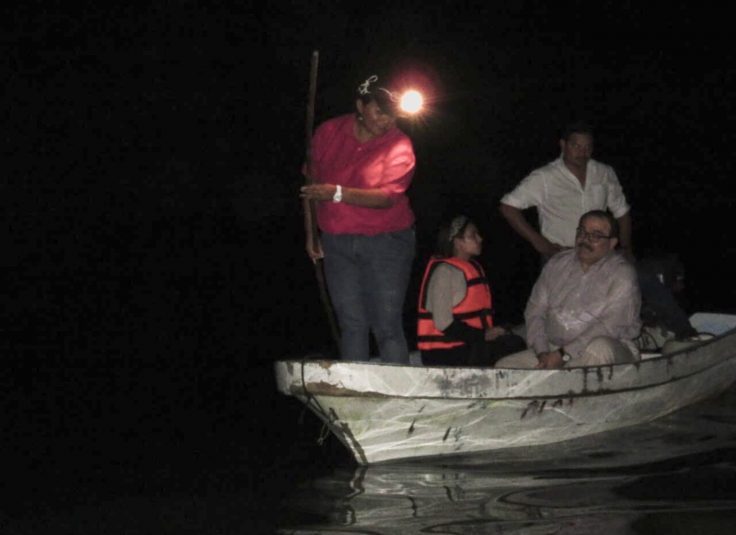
[321,228,415,363]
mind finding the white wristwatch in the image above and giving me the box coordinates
[332,184,343,203]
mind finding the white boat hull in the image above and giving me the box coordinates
[275,313,736,464]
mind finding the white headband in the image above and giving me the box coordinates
[357,75,378,95]
[358,75,397,102]
[448,216,470,241]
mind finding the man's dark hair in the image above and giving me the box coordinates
[580,209,619,239]
[561,120,595,141]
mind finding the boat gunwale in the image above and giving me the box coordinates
[274,325,736,400]
[286,356,736,400]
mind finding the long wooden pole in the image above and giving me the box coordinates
[304,50,341,352]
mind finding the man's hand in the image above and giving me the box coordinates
[484,326,507,341]
[535,349,566,369]
[534,237,565,260]
[499,204,566,260]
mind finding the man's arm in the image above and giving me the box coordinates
[524,265,564,368]
[499,203,563,259]
[604,163,633,258]
[524,265,552,355]
[616,211,633,260]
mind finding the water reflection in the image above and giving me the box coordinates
[278,389,736,534]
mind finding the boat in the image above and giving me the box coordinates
[273,312,736,465]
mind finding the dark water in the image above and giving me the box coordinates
[3,208,735,534]
[277,388,736,534]
[0,355,316,534]
[5,5,735,533]
[5,356,735,535]
[3,353,736,535]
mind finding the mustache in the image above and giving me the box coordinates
[577,242,594,252]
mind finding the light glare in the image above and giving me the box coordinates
[399,90,423,114]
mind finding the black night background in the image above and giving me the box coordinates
[3,1,735,532]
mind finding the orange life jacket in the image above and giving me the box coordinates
[416,257,494,351]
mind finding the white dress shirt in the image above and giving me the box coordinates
[501,156,630,247]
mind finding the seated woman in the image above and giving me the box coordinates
[416,215,525,366]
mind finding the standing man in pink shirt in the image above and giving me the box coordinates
[300,74,417,363]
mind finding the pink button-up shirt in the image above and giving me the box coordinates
[308,114,416,236]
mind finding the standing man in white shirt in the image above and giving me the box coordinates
[499,121,633,261]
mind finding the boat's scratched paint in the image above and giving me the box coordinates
[275,314,736,463]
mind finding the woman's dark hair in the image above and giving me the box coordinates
[355,74,399,116]
[435,215,472,258]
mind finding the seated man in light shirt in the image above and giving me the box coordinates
[495,210,641,369]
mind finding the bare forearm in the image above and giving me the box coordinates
[526,312,550,355]
[342,186,393,208]
[499,203,553,253]
[617,212,633,252]
[301,183,393,208]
